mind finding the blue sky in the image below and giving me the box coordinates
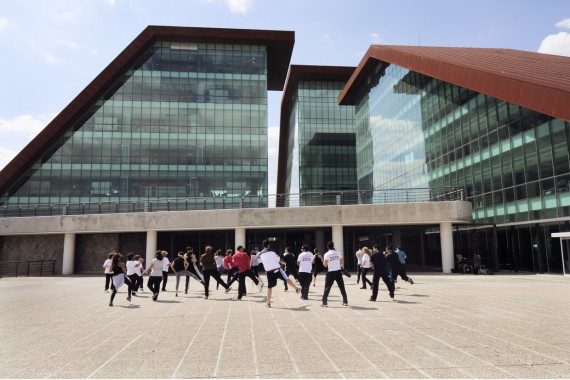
[1,0,569,194]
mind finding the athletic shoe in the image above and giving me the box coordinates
[389,292,394,300]
[225,287,232,294]
[320,304,328,307]
[360,287,366,289]
[152,293,158,301]
[109,302,113,307]
[266,303,271,308]
[257,283,262,292]
[127,296,131,302]
[369,297,376,302]
[204,296,208,299]
[295,287,300,294]
[131,292,137,296]
[342,303,349,307]
[409,278,414,285]
[260,283,265,292]
[105,290,109,293]
[185,289,188,294]
[175,292,178,297]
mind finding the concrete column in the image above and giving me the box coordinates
[235,228,246,250]
[62,233,75,275]
[315,229,325,252]
[146,230,157,263]
[440,222,454,273]
[332,225,344,257]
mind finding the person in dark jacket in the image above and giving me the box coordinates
[385,245,414,286]
[369,244,395,301]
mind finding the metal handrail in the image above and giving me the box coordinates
[1,187,464,218]
[0,260,56,278]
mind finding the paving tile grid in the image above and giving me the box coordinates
[1,273,569,379]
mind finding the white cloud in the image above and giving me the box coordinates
[0,115,46,138]
[555,18,570,29]
[538,18,570,57]
[0,115,48,171]
[538,31,570,57]
[227,0,253,14]
[0,18,7,30]
[42,52,65,64]
[370,33,380,44]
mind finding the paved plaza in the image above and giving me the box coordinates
[1,273,570,379]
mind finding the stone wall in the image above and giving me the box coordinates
[0,235,64,274]
[75,233,119,274]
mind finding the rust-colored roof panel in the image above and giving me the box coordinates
[0,26,294,196]
[339,45,570,122]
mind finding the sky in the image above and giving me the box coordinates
[0,0,569,195]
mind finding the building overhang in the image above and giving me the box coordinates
[339,45,570,125]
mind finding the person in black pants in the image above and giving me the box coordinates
[360,247,373,289]
[369,244,395,301]
[200,245,232,299]
[321,241,348,307]
[386,246,413,286]
[282,247,300,288]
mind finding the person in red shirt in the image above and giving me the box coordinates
[223,249,239,290]
[232,245,264,300]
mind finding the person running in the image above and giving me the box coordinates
[360,247,373,289]
[125,252,141,297]
[250,247,260,280]
[171,252,192,296]
[385,245,414,286]
[355,244,364,285]
[297,244,314,300]
[369,244,395,301]
[103,252,114,293]
[312,248,324,287]
[109,253,129,307]
[223,249,239,289]
[200,245,231,299]
[232,245,263,300]
[184,246,205,291]
[321,241,348,307]
[257,240,299,308]
[143,250,164,301]
[395,245,414,283]
[282,247,300,287]
[133,255,144,293]
[161,251,170,291]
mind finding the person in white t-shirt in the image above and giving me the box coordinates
[161,251,170,291]
[103,252,114,292]
[321,241,348,307]
[360,247,373,290]
[297,244,314,300]
[355,245,364,284]
[257,240,299,308]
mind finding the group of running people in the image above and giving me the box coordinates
[102,240,412,308]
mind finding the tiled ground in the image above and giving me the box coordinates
[1,273,569,379]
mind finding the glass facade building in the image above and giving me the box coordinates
[346,49,570,274]
[0,28,294,212]
[279,66,357,206]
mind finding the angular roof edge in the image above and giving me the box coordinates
[339,45,570,123]
[0,26,294,196]
[277,65,355,195]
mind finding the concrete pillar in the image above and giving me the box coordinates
[146,230,157,263]
[235,228,246,250]
[332,225,344,257]
[440,222,454,273]
[315,229,325,252]
[62,233,76,275]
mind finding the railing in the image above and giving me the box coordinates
[0,187,464,218]
[0,260,56,278]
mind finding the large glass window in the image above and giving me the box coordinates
[1,42,269,210]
